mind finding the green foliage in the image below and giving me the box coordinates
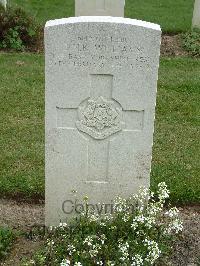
[0,5,41,51]
[182,29,200,57]
[0,227,15,260]
[0,26,25,51]
[24,184,183,266]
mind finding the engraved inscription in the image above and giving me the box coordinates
[76,96,123,140]
[49,31,150,69]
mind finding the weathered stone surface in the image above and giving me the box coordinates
[45,16,161,226]
[75,0,125,17]
[192,0,200,29]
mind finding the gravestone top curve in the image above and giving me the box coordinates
[45,16,161,32]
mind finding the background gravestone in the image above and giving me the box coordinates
[192,0,200,29]
[45,16,161,226]
[75,0,125,17]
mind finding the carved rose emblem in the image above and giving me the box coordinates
[82,98,119,130]
[76,97,123,140]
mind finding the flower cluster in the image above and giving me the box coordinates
[118,241,129,262]
[143,238,161,264]
[164,207,183,234]
[26,183,183,266]
[60,260,82,266]
[131,254,143,266]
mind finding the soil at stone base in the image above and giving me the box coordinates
[0,199,44,266]
[0,199,199,266]
[161,34,189,57]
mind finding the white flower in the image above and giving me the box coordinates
[131,254,143,266]
[103,213,113,221]
[74,262,83,266]
[100,234,106,244]
[114,197,127,213]
[83,236,93,246]
[147,202,162,216]
[59,222,68,229]
[60,259,70,266]
[166,218,183,234]
[84,236,101,258]
[165,207,179,218]
[138,187,149,199]
[47,240,54,246]
[131,213,155,230]
[122,213,130,222]
[89,246,99,258]
[67,244,76,255]
[131,220,138,230]
[118,241,129,261]
[100,222,106,227]
[143,239,161,264]
[136,214,145,223]
[158,182,170,202]
[173,219,183,233]
[88,214,99,222]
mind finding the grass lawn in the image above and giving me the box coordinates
[0,53,44,200]
[152,58,200,204]
[0,53,199,204]
[10,0,194,33]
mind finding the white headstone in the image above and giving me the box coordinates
[75,0,125,17]
[0,0,7,9]
[192,0,200,29]
[45,16,161,226]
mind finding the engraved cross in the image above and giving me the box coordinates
[57,74,144,183]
